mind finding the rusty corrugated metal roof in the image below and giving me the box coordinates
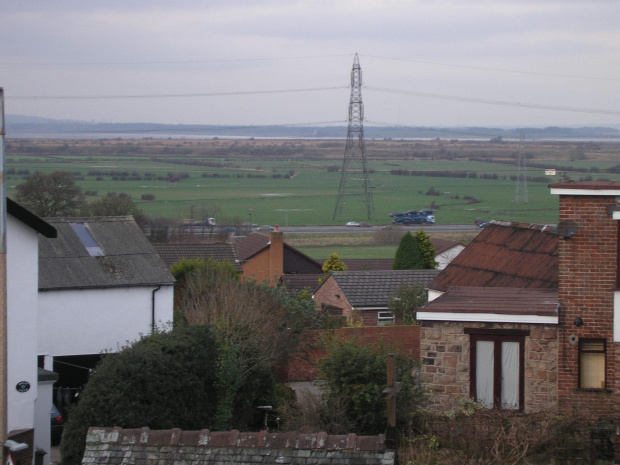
[422,286,558,316]
[430,221,558,293]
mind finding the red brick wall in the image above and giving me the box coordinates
[313,277,353,317]
[6,429,34,465]
[241,232,285,286]
[283,325,420,382]
[557,194,619,427]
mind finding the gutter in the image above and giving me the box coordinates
[151,285,161,333]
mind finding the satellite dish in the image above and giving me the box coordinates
[557,220,579,239]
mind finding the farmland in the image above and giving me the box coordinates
[6,137,620,228]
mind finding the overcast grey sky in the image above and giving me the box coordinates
[1,0,619,127]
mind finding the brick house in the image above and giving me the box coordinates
[549,181,620,458]
[418,221,559,412]
[313,270,439,326]
[234,229,322,287]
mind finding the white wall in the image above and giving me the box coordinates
[436,245,465,270]
[38,285,173,356]
[6,215,39,432]
[35,380,55,465]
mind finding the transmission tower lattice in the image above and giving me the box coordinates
[333,54,375,221]
[515,130,528,204]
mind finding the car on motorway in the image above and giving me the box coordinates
[51,404,63,445]
[257,225,275,231]
[346,221,360,227]
[475,218,489,228]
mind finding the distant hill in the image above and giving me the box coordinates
[6,114,620,140]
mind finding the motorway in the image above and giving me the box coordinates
[275,224,481,234]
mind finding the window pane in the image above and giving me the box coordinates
[580,352,605,389]
[501,342,519,409]
[476,341,494,408]
[70,223,104,257]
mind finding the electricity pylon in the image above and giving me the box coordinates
[515,130,528,203]
[333,53,375,221]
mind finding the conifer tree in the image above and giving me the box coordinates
[393,232,422,269]
[415,228,438,269]
[322,252,348,275]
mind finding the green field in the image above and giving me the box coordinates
[6,138,620,227]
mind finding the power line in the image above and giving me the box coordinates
[365,86,620,116]
[9,86,347,101]
[362,54,620,83]
[0,53,353,67]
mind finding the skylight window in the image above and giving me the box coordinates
[70,223,104,257]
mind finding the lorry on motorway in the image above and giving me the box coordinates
[390,209,436,225]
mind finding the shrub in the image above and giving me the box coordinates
[317,338,423,435]
[60,325,275,465]
[401,399,605,465]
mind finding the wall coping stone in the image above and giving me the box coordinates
[86,427,386,452]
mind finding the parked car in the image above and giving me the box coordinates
[346,222,360,227]
[51,404,63,445]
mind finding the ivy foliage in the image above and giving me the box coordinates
[59,325,274,465]
[319,338,424,435]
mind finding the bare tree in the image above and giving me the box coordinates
[179,265,321,374]
[15,171,84,217]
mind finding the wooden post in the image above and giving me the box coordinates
[382,353,402,448]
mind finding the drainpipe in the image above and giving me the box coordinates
[151,285,161,333]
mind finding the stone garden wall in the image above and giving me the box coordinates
[82,427,395,465]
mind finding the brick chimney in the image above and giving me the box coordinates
[269,226,284,286]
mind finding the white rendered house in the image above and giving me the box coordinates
[5,199,57,465]
[37,216,174,410]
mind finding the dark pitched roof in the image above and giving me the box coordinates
[234,232,270,261]
[431,238,463,255]
[421,287,558,317]
[39,216,174,291]
[323,269,440,308]
[7,198,56,238]
[234,232,321,272]
[280,273,322,292]
[430,221,558,293]
[153,243,240,270]
[341,259,394,271]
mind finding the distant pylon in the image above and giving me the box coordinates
[515,130,528,203]
[333,53,375,221]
